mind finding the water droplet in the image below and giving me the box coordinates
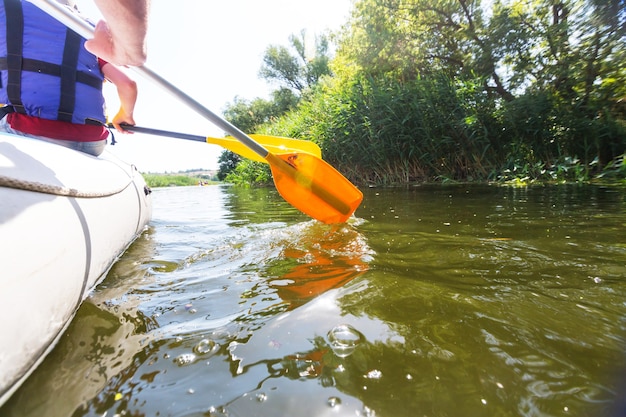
[327,396,342,408]
[173,353,196,366]
[256,393,267,402]
[194,339,218,355]
[328,324,363,358]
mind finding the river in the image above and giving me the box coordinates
[2,184,626,417]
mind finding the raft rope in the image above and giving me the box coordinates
[0,174,132,198]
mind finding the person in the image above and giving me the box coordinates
[85,0,150,67]
[0,0,137,157]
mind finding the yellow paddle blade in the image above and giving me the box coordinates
[207,134,321,163]
[266,152,363,224]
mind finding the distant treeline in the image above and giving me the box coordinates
[142,173,218,188]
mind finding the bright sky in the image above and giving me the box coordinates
[73,0,353,172]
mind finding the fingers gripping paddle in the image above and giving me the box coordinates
[34,0,363,223]
[111,124,322,163]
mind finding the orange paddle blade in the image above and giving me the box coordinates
[266,153,363,224]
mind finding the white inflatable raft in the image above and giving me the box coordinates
[0,132,152,406]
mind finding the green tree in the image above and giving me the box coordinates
[338,0,515,100]
[259,30,332,94]
[217,150,241,181]
[223,96,276,133]
[339,0,625,103]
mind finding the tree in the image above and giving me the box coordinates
[217,150,240,181]
[259,30,332,94]
[339,0,625,104]
[338,0,515,100]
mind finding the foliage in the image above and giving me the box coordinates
[261,0,626,185]
[217,150,241,181]
[263,73,500,183]
[223,0,626,186]
[337,0,625,105]
[222,90,299,134]
[259,30,333,94]
[223,160,272,187]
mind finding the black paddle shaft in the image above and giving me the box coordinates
[109,124,206,143]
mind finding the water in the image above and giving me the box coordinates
[2,184,626,417]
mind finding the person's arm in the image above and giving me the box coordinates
[84,0,150,66]
[101,62,138,133]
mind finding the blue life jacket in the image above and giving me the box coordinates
[0,0,105,124]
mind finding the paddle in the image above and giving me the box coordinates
[35,0,362,224]
[110,124,322,163]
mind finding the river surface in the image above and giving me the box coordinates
[2,184,626,417]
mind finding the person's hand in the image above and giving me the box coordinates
[111,109,135,133]
[85,21,144,67]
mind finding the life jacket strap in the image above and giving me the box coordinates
[4,0,26,115]
[0,58,103,90]
[58,29,81,122]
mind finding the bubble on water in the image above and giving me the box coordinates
[364,369,382,379]
[361,405,375,416]
[206,405,228,417]
[328,324,363,358]
[194,338,219,356]
[268,339,281,349]
[173,353,196,366]
[327,396,342,408]
[256,393,267,402]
